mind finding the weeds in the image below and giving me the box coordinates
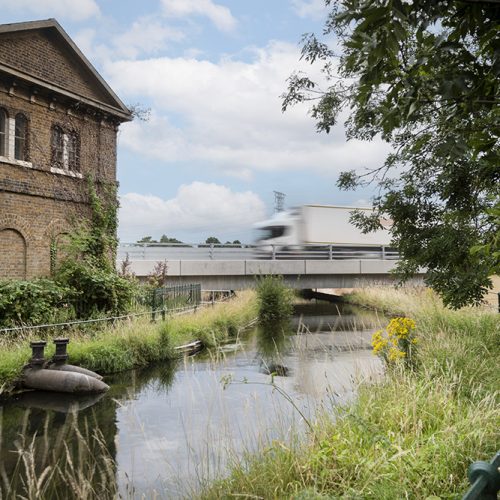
[200,286,500,499]
[1,411,117,499]
[0,291,258,390]
[256,276,294,324]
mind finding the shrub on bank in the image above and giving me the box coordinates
[256,275,294,323]
[54,258,137,318]
[0,279,74,327]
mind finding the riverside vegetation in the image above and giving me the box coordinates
[0,277,294,393]
[0,278,288,498]
[0,291,258,395]
[200,287,499,499]
[1,284,497,498]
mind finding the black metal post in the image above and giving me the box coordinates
[463,452,500,500]
[30,340,47,366]
[53,338,69,363]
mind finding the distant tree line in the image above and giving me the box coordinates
[136,235,242,247]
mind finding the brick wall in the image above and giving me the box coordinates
[0,228,26,278]
[0,29,116,107]
[0,76,120,278]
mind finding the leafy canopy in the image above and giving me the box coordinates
[283,0,500,308]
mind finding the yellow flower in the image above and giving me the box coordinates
[387,317,416,339]
[388,347,406,362]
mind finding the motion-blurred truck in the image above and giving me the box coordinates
[253,204,394,258]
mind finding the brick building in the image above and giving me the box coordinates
[0,19,132,279]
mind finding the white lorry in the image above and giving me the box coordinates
[253,204,394,257]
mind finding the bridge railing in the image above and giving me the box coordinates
[118,243,399,261]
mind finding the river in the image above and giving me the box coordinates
[0,301,384,498]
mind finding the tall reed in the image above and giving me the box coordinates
[0,411,117,499]
[199,287,499,499]
[0,291,258,393]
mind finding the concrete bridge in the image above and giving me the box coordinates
[118,243,423,290]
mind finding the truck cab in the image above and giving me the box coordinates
[253,210,300,253]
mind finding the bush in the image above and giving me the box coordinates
[54,259,136,318]
[256,275,294,323]
[0,279,74,327]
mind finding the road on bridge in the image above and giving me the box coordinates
[117,243,398,262]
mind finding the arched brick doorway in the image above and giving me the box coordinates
[0,228,27,278]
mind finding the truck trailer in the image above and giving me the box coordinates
[253,204,393,257]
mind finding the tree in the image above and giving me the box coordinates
[283,0,499,308]
[159,235,183,244]
[137,236,157,244]
[224,240,242,246]
[205,236,221,245]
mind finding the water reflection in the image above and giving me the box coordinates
[12,390,105,413]
[256,320,292,376]
[0,300,384,498]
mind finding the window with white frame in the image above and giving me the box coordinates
[0,108,7,157]
[51,126,80,172]
[0,109,30,163]
[14,113,27,161]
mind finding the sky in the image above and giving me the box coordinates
[0,0,390,243]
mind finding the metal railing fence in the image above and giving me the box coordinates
[150,283,202,321]
[118,242,399,261]
[0,283,203,334]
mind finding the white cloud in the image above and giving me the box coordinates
[108,41,391,178]
[161,0,237,32]
[74,18,185,63]
[291,0,329,20]
[111,17,185,59]
[5,0,100,21]
[119,182,266,240]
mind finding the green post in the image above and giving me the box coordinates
[462,452,500,500]
[161,287,166,321]
[151,289,156,322]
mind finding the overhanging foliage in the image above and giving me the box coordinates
[283,0,500,308]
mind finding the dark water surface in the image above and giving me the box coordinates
[0,301,384,498]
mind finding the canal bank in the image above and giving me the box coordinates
[0,288,497,498]
[0,299,383,498]
[200,287,499,499]
[0,291,258,396]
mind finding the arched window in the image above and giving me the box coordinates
[51,126,64,168]
[0,109,7,157]
[67,131,80,172]
[14,113,27,161]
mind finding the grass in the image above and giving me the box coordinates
[2,286,498,498]
[199,286,499,499]
[0,291,258,395]
[0,412,117,499]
